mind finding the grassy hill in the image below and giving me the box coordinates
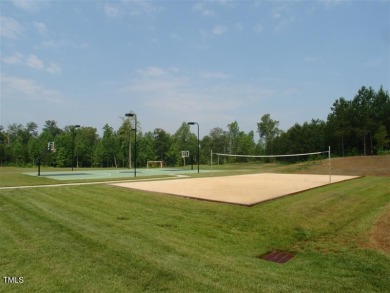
[292,155,390,176]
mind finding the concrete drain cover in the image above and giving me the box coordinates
[259,250,295,263]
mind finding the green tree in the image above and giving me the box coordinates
[208,127,228,154]
[351,86,376,155]
[237,130,256,160]
[327,86,390,156]
[374,125,389,152]
[257,114,281,155]
[0,125,7,165]
[201,127,228,164]
[92,124,119,168]
[5,122,38,165]
[93,139,104,167]
[327,97,353,156]
[168,122,196,166]
[75,127,98,167]
[54,146,67,167]
[118,118,133,168]
[372,86,390,146]
[227,121,240,155]
[138,132,156,166]
[153,128,171,164]
[42,120,62,138]
[27,136,40,166]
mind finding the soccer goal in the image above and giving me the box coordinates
[147,161,163,170]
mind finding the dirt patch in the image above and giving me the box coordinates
[369,207,390,254]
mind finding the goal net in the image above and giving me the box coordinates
[211,147,332,182]
[212,150,328,161]
[147,161,163,170]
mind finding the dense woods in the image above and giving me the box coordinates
[1,86,389,167]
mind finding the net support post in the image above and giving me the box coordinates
[328,146,331,183]
[210,149,213,177]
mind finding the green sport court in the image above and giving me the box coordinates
[24,168,212,181]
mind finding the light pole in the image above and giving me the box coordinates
[71,125,80,171]
[154,128,164,161]
[125,113,137,177]
[187,122,199,173]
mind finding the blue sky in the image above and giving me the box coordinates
[1,0,389,138]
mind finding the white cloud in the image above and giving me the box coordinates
[41,39,67,48]
[1,52,23,65]
[46,62,62,74]
[0,16,23,39]
[193,2,215,16]
[1,74,63,103]
[283,87,300,95]
[137,66,168,77]
[26,54,45,70]
[254,23,263,34]
[212,25,226,35]
[201,71,229,79]
[195,24,227,48]
[103,3,123,18]
[125,77,189,93]
[269,3,296,31]
[11,0,47,12]
[169,32,181,41]
[121,67,273,123]
[319,0,344,9]
[1,52,62,74]
[37,35,90,50]
[101,0,163,18]
[129,0,164,16]
[33,21,47,34]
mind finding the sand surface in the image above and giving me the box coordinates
[112,173,359,206]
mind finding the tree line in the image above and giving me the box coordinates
[1,86,389,168]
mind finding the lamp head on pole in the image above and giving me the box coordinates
[187,122,195,125]
[125,113,135,118]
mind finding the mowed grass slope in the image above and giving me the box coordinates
[1,176,389,292]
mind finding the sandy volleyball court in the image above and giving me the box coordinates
[112,173,359,206]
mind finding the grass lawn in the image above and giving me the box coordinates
[1,172,389,291]
[0,167,60,187]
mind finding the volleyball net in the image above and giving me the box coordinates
[210,147,332,182]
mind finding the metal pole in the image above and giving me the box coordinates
[197,123,199,173]
[71,125,80,171]
[72,130,75,171]
[210,149,213,177]
[187,122,200,173]
[37,156,41,176]
[128,119,131,169]
[125,113,136,177]
[328,146,331,183]
[134,116,137,178]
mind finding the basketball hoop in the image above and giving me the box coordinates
[181,150,189,166]
[47,142,55,152]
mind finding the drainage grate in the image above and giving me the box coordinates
[259,250,295,263]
